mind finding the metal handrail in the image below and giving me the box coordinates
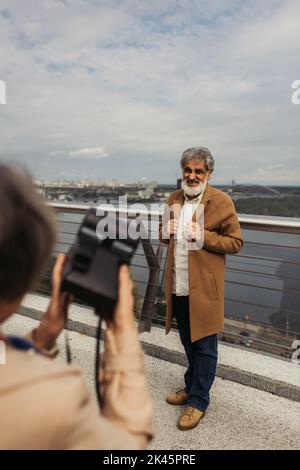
[50,202,300,233]
[44,201,300,357]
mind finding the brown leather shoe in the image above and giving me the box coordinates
[166,389,189,405]
[177,406,206,430]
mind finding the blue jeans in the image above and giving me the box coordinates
[173,295,218,411]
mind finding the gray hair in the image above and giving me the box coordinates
[180,146,214,172]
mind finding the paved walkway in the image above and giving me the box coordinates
[2,313,300,450]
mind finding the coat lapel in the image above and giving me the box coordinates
[201,183,213,206]
[192,183,213,223]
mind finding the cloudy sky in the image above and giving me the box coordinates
[0,0,299,184]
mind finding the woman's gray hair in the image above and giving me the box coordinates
[180,146,215,172]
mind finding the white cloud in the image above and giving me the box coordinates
[68,146,109,159]
[0,0,299,183]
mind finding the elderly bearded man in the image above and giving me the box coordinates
[159,147,243,431]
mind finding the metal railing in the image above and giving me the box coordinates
[35,202,300,360]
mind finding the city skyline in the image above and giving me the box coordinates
[35,176,299,187]
[0,0,299,184]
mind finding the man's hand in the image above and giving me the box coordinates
[32,254,73,350]
[107,265,136,334]
[184,221,203,241]
[163,219,178,238]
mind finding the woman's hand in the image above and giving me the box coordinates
[32,254,73,350]
[106,265,136,334]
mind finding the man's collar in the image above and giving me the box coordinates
[183,191,203,203]
[201,183,213,205]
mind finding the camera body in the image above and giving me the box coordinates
[61,208,139,319]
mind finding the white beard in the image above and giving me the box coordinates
[181,178,207,197]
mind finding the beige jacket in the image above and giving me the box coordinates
[0,328,153,450]
[159,184,243,341]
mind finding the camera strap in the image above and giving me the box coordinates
[64,316,103,409]
[65,329,72,364]
[95,316,104,408]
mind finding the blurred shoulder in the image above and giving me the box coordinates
[0,344,83,395]
[0,345,92,449]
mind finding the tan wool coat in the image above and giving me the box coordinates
[159,184,243,342]
[0,328,153,450]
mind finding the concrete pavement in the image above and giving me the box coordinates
[2,312,300,450]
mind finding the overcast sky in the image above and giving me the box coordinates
[0,0,299,184]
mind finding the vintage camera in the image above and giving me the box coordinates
[61,208,139,319]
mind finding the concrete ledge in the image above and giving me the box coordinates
[18,302,300,403]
